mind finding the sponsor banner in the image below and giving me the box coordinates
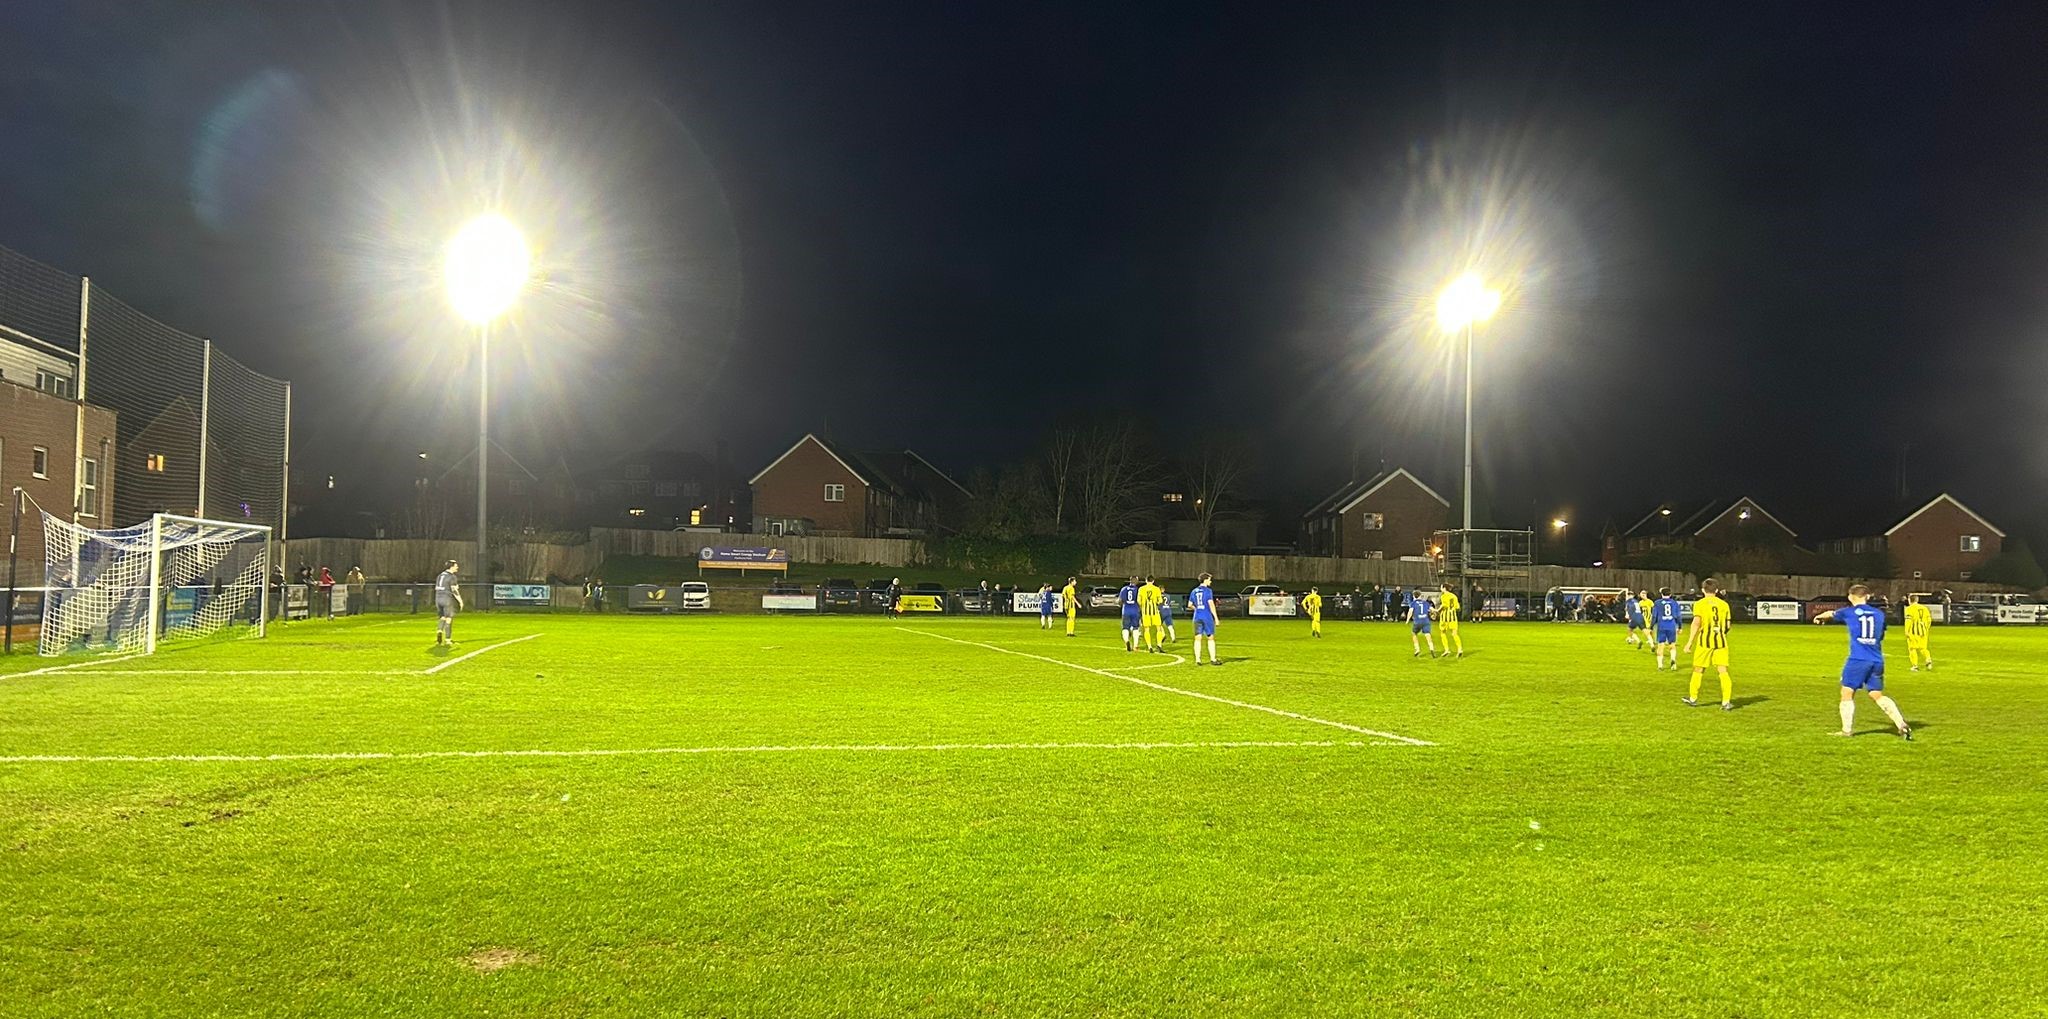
[1925,604,1946,623]
[1995,605,2040,625]
[1249,594,1298,617]
[493,584,550,605]
[285,584,310,620]
[626,585,680,610]
[1479,597,1519,619]
[896,594,945,613]
[1011,592,1066,614]
[698,546,791,571]
[762,593,817,611]
[1755,600,1803,622]
[165,587,199,630]
[331,583,349,614]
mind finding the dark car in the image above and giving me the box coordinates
[820,578,862,610]
[864,579,894,610]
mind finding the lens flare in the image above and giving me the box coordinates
[444,214,530,323]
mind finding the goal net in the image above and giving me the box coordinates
[39,511,272,656]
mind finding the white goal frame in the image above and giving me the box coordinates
[39,510,272,657]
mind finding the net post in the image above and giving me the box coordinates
[257,528,270,639]
[145,513,164,654]
[198,339,212,517]
[4,486,20,655]
[72,277,91,525]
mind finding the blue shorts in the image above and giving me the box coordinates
[1655,625,1678,644]
[1411,620,1432,635]
[1194,613,1215,637]
[1841,659,1885,691]
[1628,616,1645,629]
[1160,607,1174,624]
[1121,608,1141,628]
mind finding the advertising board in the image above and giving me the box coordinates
[762,594,817,611]
[896,594,944,613]
[698,547,790,572]
[1248,594,1298,617]
[492,584,550,605]
[1755,600,1803,622]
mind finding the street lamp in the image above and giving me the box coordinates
[1437,272,1502,599]
[445,214,530,594]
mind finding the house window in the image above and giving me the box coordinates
[146,453,167,472]
[1360,512,1384,530]
[824,483,846,502]
[654,481,679,497]
[1161,492,1184,504]
[689,507,703,526]
[1959,535,1982,553]
[769,519,786,536]
[32,447,49,479]
[627,507,647,517]
[80,459,100,517]
[36,370,74,399]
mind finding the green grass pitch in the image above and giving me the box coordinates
[3,612,2045,1017]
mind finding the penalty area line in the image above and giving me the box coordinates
[897,627,1435,747]
[424,633,543,674]
[1,653,149,680]
[0,739,1398,766]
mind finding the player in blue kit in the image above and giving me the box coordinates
[1038,582,1056,630]
[1624,590,1648,649]
[1158,586,1177,644]
[1187,573,1219,665]
[1814,584,1912,740]
[1118,576,1142,652]
[1652,587,1682,670]
[1408,588,1437,658]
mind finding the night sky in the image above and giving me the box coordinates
[4,1,2046,553]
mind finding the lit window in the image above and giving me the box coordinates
[1161,492,1184,504]
[824,484,845,503]
[146,453,167,473]
[689,507,703,526]
[326,475,336,489]
[80,459,100,517]
[1960,535,1981,553]
[627,507,647,517]
[32,447,49,479]
[1361,512,1384,530]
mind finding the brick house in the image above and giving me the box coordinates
[1817,493,2004,582]
[1301,468,1448,559]
[1,355,119,573]
[578,446,747,531]
[1607,496,1797,564]
[749,434,969,537]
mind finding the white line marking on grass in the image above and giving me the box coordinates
[898,627,1435,747]
[423,633,542,674]
[0,740,1400,766]
[2,653,148,679]
[35,669,425,677]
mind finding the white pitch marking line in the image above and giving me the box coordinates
[2,653,148,679]
[423,633,542,674]
[899,627,1435,747]
[0,740,1400,766]
[28,669,425,677]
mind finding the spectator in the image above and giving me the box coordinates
[1472,583,1486,622]
[296,561,312,586]
[1367,583,1383,620]
[270,564,286,620]
[887,577,903,617]
[979,579,992,615]
[592,577,606,612]
[581,577,595,612]
[345,565,367,614]
[318,566,336,619]
[1390,586,1407,622]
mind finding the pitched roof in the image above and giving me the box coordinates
[1303,468,1448,519]
[748,433,871,488]
[1686,496,1797,538]
[1885,493,2005,539]
[747,434,967,503]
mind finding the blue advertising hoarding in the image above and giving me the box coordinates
[698,547,791,573]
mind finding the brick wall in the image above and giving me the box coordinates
[1,382,118,572]
[1339,479,1448,559]
[751,437,868,535]
[1888,500,2002,582]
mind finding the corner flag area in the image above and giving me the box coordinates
[3,616,2045,1015]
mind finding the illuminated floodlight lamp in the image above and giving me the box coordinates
[445,214,530,323]
[1436,272,1502,332]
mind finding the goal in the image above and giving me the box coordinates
[39,511,272,656]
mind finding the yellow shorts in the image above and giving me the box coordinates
[1907,637,1928,651]
[1142,612,1161,627]
[1439,620,1458,634]
[1308,612,1321,623]
[1692,646,1729,669]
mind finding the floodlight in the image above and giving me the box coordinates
[1436,272,1502,332]
[445,214,530,323]
[1552,518,1568,530]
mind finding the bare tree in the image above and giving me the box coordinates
[1045,426,1080,534]
[1076,420,1165,547]
[1184,442,1255,551]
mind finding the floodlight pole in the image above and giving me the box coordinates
[1460,320,1475,611]
[476,322,489,605]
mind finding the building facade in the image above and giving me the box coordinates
[1817,493,2004,582]
[749,434,967,537]
[2,360,119,574]
[1301,468,1448,559]
[1608,496,1797,564]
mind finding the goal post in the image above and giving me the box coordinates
[38,510,272,656]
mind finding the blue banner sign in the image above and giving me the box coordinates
[698,546,791,571]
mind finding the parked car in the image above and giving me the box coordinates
[1087,586,1122,610]
[820,578,862,610]
[679,581,711,610]
[1239,584,1284,601]
[864,579,894,610]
